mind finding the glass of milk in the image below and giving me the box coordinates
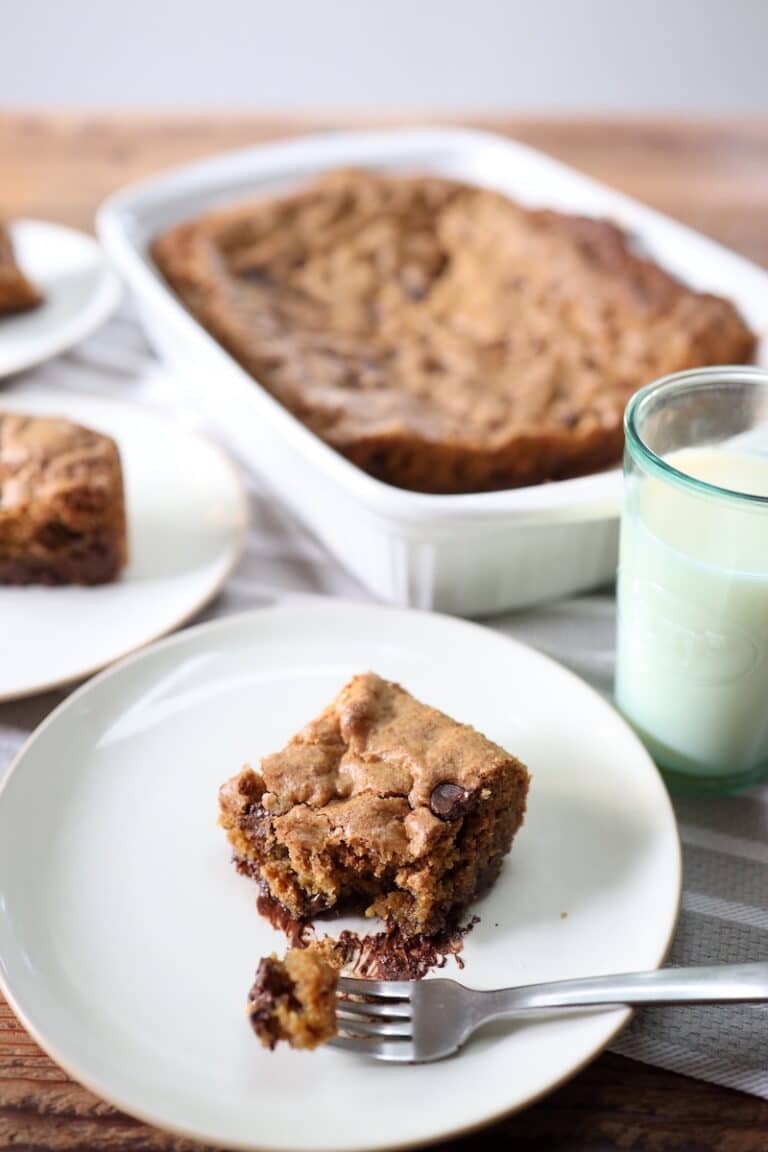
[615,365,768,792]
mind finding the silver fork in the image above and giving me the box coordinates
[329,962,768,1063]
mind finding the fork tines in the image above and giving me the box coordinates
[337,977,414,998]
[329,977,416,1060]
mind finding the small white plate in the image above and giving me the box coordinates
[0,387,248,699]
[0,220,121,378]
[0,599,681,1152]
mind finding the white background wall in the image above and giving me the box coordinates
[2,0,767,112]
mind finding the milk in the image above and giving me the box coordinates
[616,447,768,781]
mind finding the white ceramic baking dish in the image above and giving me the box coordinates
[98,128,768,616]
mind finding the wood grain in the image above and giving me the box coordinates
[2,112,768,1152]
[2,113,768,268]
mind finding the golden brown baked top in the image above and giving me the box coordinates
[0,413,123,525]
[153,170,756,493]
[220,671,527,871]
[0,223,43,317]
[220,671,529,936]
[0,412,128,585]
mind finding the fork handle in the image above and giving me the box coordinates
[477,962,768,1019]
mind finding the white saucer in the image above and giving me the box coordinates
[0,599,681,1151]
[1,220,121,378]
[0,387,248,699]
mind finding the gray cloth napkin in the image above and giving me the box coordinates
[3,309,768,1099]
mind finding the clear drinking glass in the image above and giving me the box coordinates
[615,366,768,793]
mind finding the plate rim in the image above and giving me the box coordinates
[0,597,683,1152]
[2,218,122,379]
[0,387,250,701]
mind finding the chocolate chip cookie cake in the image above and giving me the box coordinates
[154,170,755,494]
[219,672,530,939]
[0,412,128,585]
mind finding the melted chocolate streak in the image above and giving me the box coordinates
[254,887,479,980]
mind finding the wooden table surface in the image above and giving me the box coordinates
[2,112,768,1152]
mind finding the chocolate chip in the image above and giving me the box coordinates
[251,957,290,1000]
[429,782,470,820]
[560,410,580,429]
[35,520,79,551]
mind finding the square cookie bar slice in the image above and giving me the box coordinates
[0,412,128,585]
[219,672,530,937]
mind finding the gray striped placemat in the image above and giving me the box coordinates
[2,308,767,1099]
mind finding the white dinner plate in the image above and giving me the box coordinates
[0,220,121,378]
[0,599,681,1152]
[0,386,248,699]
